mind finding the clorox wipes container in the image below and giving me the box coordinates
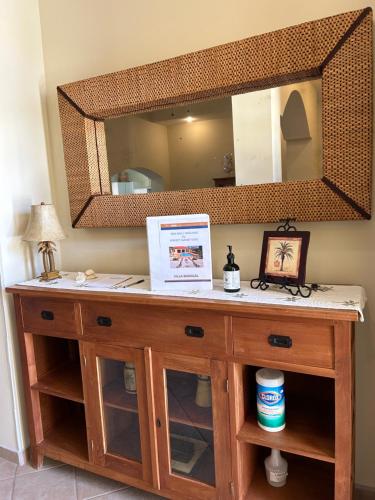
[256,368,285,432]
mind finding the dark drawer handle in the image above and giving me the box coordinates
[97,316,112,327]
[185,325,204,338]
[268,334,292,348]
[41,310,54,321]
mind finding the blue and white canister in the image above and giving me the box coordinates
[256,368,285,432]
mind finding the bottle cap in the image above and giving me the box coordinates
[256,368,284,387]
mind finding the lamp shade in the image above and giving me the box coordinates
[23,203,66,242]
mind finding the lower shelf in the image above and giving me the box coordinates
[106,417,142,463]
[171,444,215,487]
[39,393,88,462]
[169,422,215,487]
[41,415,88,462]
[246,451,334,500]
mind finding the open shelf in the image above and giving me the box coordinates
[31,335,83,403]
[42,414,88,462]
[238,404,334,463]
[239,365,335,463]
[32,361,83,403]
[245,448,334,500]
[39,393,88,462]
[103,376,213,430]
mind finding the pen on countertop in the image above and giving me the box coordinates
[123,279,145,288]
[110,276,133,289]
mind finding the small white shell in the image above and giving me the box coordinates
[85,269,97,279]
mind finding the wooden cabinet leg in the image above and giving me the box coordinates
[334,323,354,500]
[29,446,44,469]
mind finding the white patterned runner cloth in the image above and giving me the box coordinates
[18,272,366,321]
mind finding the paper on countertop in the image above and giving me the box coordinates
[16,272,367,321]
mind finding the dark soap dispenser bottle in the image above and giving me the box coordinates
[223,245,240,292]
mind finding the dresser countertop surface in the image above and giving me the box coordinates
[6,273,365,322]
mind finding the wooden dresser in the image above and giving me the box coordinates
[7,285,358,500]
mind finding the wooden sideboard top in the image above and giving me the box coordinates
[6,284,360,322]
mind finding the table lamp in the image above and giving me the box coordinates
[23,202,66,281]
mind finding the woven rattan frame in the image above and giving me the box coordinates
[58,8,373,228]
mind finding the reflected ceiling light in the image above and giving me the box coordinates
[185,116,194,123]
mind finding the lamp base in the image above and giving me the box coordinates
[40,270,62,281]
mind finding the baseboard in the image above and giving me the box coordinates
[0,446,26,465]
[355,484,375,500]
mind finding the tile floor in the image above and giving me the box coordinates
[0,457,165,500]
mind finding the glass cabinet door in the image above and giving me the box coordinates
[153,353,231,499]
[100,357,142,463]
[85,344,152,484]
[166,369,215,486]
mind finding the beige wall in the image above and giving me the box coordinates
[0,0,53,459]
[105,116,171,189]
[168,118,234,190]
[38,0,375,486]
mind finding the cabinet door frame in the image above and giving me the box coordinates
[83,342,152,484]
[153,352,232,499]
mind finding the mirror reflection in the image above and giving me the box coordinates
[105,79,322,195]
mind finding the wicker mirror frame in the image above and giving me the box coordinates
[58,8,372,228]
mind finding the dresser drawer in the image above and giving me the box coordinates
[82,302,227,356]
[21,297,78,337]
[233,317,334,369]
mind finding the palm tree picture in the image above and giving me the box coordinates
[274,241,294,271]
[261,231,309,286]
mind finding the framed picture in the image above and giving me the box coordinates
[258,231,310,286]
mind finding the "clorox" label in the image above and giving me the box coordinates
[258,391,283,405]
[256,383,285,430]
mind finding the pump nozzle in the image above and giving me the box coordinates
[227,245,235,264]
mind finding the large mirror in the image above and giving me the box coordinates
[106,80,322,195]
[57,8,372,227]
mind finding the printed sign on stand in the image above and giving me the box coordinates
[147,214,212,291]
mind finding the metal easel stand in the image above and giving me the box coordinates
[250,278,313,298]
